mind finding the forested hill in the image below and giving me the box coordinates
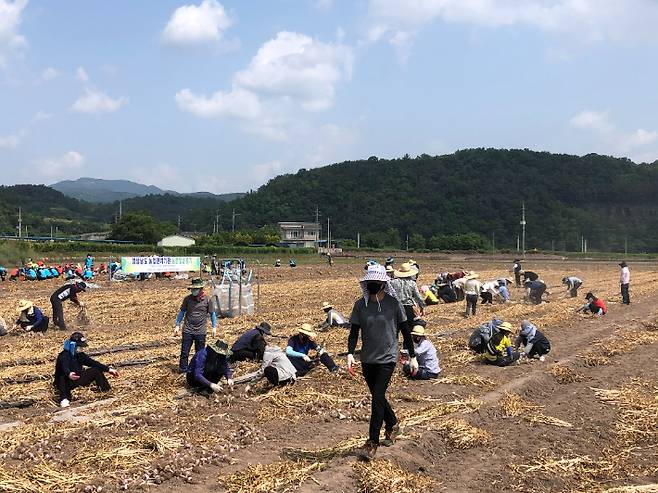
[215,149,658,252]
[3,149,658,252]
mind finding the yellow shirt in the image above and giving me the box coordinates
[484,334,512,362]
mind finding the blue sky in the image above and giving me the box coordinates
[1,0,658,193]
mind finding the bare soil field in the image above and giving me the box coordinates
[1,258,658,493]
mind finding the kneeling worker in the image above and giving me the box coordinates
[286,324,340,376]
[230,322,271,363]
[16,299,49,332]
[582,292,607,317]
[54,332,118,408]
[483,321,520,367]
[403,325,441,380]
[515,321,551,362]
[186,340,234,393]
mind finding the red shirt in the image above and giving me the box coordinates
[593,299,607,314]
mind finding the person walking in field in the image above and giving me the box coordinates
[562,276,583,298]
[347,264,417,460]
[464,273,482,318]
[50,281,87,330]
[174,278,217,373]
[619,262,630,305]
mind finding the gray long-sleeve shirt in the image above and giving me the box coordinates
[390,278,426,308]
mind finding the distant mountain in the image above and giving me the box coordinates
[51,177,244,203]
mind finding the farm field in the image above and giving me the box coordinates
[1,258,658,493]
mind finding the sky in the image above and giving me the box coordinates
[1,0,658,194]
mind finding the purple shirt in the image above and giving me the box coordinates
[186,347,232,388]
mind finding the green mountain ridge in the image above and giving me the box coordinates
[3,149,658,252]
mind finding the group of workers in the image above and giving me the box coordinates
[5,254,634,464]
[0,254,101,283]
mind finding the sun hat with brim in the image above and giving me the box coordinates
[394,262,419,278]
[359,264,398,305]
[187,278,206,289]
[298,323,317,338]
[321,302,334,311]
[257,321,272,335]
[208,339,232,357]
[411,325,426,336]
[498,321,513,332]
[16,299,33,314]
[465,272,480,280]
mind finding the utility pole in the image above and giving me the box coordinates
[357,232,360,249]
[492,232,495,258]
[406,234,409,251]
[17,207,22,238]
[178,215,181,233]
[520,202,526,259]
[232,209,240,233]
[516,235,519,252]
[584,238,588,253]
[119,201,123,219]
[50,225,54,238]
[581,235,584,253]
[326,217,330,251]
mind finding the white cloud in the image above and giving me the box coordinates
[161,0,233,46]
[0,0,28,68]
[40,66,60,81]
[367,0,658,58]
[76,66,89,83]
[31,110,53,123]
[569,110,613,134]
[35,150,85,179]
[234,31,354,111]
[176,31,354,139]
[251,160,282,182]
[0,133,19,149]
[569,109,658,162]
[70,87,128,115]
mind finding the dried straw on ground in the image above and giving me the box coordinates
[353,459,436,493]
[549,365,587,384]
[427,418,492,449]
[434,373,495,389]
[219,460,326,493]
[500,393,572,427]
[593,382,658,442]
[400,398,482,428]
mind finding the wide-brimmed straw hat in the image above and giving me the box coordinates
[298,323,317,338]
[465,272,480,280]
[208,339,232,357]
[321,302,333,311]
[498,321,513,332]
[411,325,426,336]
[394,262,419,278]
[188,278,206,289]
[16,299,33,313]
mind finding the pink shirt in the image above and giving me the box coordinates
[620,267,630,284]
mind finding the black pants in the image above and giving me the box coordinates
[621,283,630,304]
[465,294,478,316]
[403,364,439,380]
[481,292,493,304]
[530,286,546,304]
[179,332,206,372]
[50,298,66,330]
[55,368,110,402]
[527,341,550,358]
[485,352,520,367]
[19,316,49,333]
[229,348,259,363]
[290,352,337,377]
[569,285,580,298]
[514,272,521,287]
[403,304,416,330]
[362,362,397,444]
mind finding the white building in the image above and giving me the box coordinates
[157,235,196,247]
[278,222,320,248]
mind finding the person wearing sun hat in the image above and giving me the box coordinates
[285,323,339,376]
[174,278,218,373]
[320,301,349,330]
[15,299,49,332]
[391,262,425,325]
[403,325,441,380]
[54,331,118,408]
[619,261,630,305]
[348,264,416,460]
[483,321,520,366]
[464,272,482,318]
[230,321,273,363]
[186,339,234,393]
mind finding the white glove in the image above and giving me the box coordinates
[108,367,119,377]
[79,302,85,308]
[302,355,312,363]
[173,325,180,336]
[210,383,222,393]
[346,354,355,370]
[25,325,33,331]
[317,347,326,356]
[226,378,234,387]
[409,357,419,375]
[212,327,217,337]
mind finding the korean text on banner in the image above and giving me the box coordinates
[121,256,201,274]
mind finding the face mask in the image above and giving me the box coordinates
[191,289,200,296]
[366,282,384,295]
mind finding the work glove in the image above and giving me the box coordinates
[25,325,33,331]
[210,383,222,393]
[108,368,119,377]
[79,302,85,308]
[409,357,419,376]
[347,354,355,370]
[173,325,180,336]
[69,372,80,381]
[212,327,217,338]
[302,355,312,363]
[226,378,234,387]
